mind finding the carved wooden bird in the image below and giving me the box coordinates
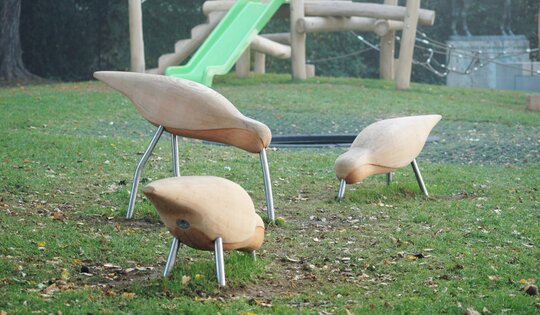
[143,176,265,252]
[335,114,442,199]
[143,176,264,286]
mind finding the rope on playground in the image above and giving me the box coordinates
[288,29,540,78]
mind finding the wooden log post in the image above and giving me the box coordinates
[254,52,266,74]
[379,0,398,80]
[395,0,420,90]
[128,0,145,73]
[236,48,251,78]
[291,0,307,80]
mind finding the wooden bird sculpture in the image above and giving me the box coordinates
[335,115,442,199]
[93,71,271,153]
[143,176,265,286]
[93,71,275,222]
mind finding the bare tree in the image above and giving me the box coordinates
[0,0,40,82]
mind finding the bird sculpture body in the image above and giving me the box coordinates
[93,71,271,153]
[93,71,275,222]
[335,115,441,198]
[143,176,265,252]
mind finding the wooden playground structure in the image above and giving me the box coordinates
[128,0,436,89]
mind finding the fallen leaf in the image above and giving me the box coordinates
[122,292,136,299]
[103,263,121,269]
[60,269,69,280]
[42,283,59,295]
[466,308,481,315]
[52,211,65,221]
[182,275,191,285]
[284,256,301,263]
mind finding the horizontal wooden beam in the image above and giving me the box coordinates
[251,36,291,59]
[297,16,403,35]
[304,2,435,26]
[260,32,291,45]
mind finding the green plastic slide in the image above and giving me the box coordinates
[165,0,285,86]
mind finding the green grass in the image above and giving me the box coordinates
[1,74,539,314]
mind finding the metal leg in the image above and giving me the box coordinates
[251,250,257,261]
[386,172,393,186]
[126,125,165,219]
[337,179,346,200]
[411,159,429,197]
[171,135,180,177]
[214,237,226,286]
[163,237,180,277]
[259,149,275,222]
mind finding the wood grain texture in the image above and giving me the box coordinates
[335,114,441,184]
[143,176,265,251]
[93,71,271,153]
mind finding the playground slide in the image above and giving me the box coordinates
[165,0,285,86]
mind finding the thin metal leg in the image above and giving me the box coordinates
[126,125,164,219]
[259,149,275,222]
[214,237,226,286]
[411,159,429,197]
[171,135,180,177]
[337,179,346,200]
[386,172,393,186]
[251,250,257,261]
[163,237,180,277]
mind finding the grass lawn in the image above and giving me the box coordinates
[0,74,539,314]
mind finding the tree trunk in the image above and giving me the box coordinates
[0,0,40,82]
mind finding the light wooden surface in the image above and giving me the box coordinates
[396,0,420,90]
[261,33,292,45]
[303,1,435,26]
[291,0,307,80]
[335,115,441,184]
[153,11,225,75]
[296,16,403,34]
[379,0,398,80]
[128,0,145,73]
[254,52,266,74]
[143,176,264,251]
[235,48,251,77]
[94,71,271,153]
[251,36,292,59]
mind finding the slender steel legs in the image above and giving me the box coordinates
[214,237,226,286]
[163,237,180,277]
[259,149,275,222]
[126,125,165,219]
[338,160,429,200]
[171,135,181,177]
[337,178,346,200]
[411,159,429,197]
[162,136,182,277]
[386,172,393,186]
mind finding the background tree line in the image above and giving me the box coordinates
[14,0,540,83]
